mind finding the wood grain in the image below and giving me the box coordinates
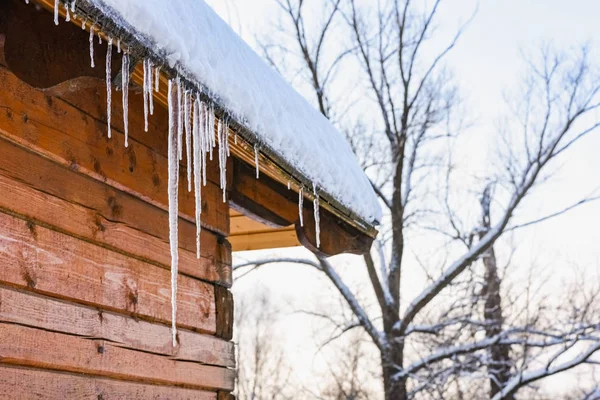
[0,324,234,391]
[0,211,216,333]
[0,286,235,367]
[0,365,217,400]
[0,65,229,235]
[0,137,231,286]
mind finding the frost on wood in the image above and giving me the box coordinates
[89,25,95,68]
[121,52,130,147]
[106,37,112,139]
[167,79,180,347]
[313,183,320,248]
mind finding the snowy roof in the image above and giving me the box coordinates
[86,0,382,226]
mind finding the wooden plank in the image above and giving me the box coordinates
[0,324,234,391]
[229,229,300,252]
[0,365,217,400]
[215,286,234,342]
[230,214,278,235]
[0,137,231,287]
[0,286,235,367]
[0,64,229,236]
[0,211,216,333]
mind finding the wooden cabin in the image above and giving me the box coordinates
[0,0,381,398]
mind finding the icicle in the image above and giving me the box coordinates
[106,37,112,139]
[54,0,59,25]
[217,119,227,202]
[192,97,202,259]
[98,32,102,44]
[201,102,208,187]
[287,181,291,190]
[298,187,304,226]
[177,79,183,160]
[81,18,86,30]
[155,66,160,92]
[71,0,76,12]
[143,59,149,133]
[25,0,30,4]
[185,92,192,192]
[89,26,95,68]
[313,183,320,248]
[208,104,215,161]
[254,144,260,178]
[117,39,121,54]
[224,118,230,158]
[147,60,154,115]
[122,52,130,147]
[65,3,70,22]
[234,134,238,144]
[167,79,180,347]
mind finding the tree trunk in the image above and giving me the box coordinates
[481,245,514,399]
[381,343,407,400]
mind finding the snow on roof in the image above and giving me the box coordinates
[88,0,382,225]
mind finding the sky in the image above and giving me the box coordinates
[206,0,600,395]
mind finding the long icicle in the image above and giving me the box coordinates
[185,92,192,192]
[167,79,180,347]
[298,186,304,226]
[313,183,320,248]
[143,58,149,132]
[177,79,183,160]
[89,25,95,68]
[122,52,130,147]
[192,97,202,259]
[65,3,70,22]
[106,37,112,139]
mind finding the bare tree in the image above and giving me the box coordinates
[236,1,600,399]
[235,287,295,400]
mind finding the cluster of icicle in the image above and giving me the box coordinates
[50,0,321,347]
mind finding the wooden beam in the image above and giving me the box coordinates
[229,228,300,252]
[0,324,234,391]
[0,365,218,400]
[0,286,235,367]
[230,158,374,256]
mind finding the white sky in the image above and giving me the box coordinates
[206,0,600,395]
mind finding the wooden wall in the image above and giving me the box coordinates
[0,31,235,398]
